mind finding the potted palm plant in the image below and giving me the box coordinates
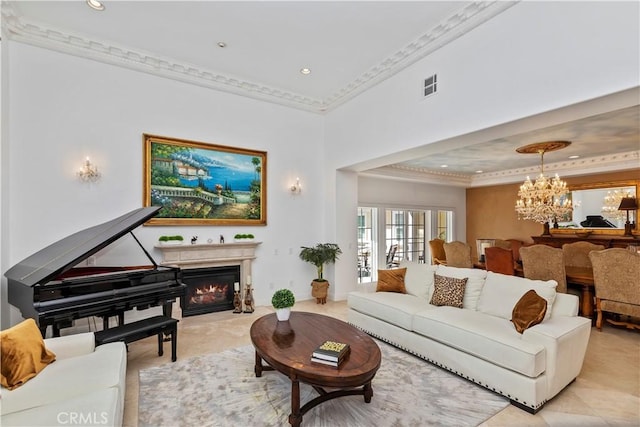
[299,243,342,304]
[271,288,295,321]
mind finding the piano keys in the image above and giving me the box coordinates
[5,207,186,337]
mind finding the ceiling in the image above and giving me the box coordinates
[3,1,639,186]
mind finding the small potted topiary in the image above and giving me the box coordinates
[271,288,295,321]
[234,233,255,242]
[158,235,184,245]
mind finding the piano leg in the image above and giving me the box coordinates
[162,302,173,341]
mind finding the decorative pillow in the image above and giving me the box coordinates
[1,318,56,390]
[436,265,487,310]
[376,268,407,293]
[430,274,468,308]
[512,290,548,333]
[399,261,437,299]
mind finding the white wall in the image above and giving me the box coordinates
[3,42,326,324]
[324,0,639,294]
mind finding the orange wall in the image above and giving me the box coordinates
[466,169,640,259]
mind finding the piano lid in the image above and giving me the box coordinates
[4,206,162,287]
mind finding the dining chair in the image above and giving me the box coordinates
[520,245,567,293]
[494,238,524,262]
[589,248,640,331]
[484,246,515,275]
[443,241,473,268]
[563,241,605,268]
[428,239,447,265]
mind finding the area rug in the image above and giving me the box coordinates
[138,341,509,426]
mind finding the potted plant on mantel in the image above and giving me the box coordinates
[272,288,295,321]
[299,243,342,304]
[158,235,184,245]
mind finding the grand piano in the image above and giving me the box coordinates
[5,206,186,337]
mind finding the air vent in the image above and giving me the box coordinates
[423,74,437,98]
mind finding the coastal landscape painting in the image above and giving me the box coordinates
[143,134,267,225]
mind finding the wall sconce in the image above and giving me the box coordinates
[290,177,301,194]
[77,157,101,182]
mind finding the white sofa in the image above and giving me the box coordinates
[1,332,127,427]
[348,262,592,413]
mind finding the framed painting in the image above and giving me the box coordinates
[143,134,267,226]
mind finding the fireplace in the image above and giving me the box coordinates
[180,266,240,316]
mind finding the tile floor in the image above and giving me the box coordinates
[124,300,639,426]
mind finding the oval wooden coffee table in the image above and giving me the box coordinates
[250,312,381,427]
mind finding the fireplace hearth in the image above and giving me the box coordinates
[180,266,239,316]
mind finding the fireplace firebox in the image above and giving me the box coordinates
[180,266,239,316]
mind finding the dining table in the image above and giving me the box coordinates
[565,266,595,318]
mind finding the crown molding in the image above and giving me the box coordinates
[470,150,640,187]
[1,1,516,113]
[364,150,640,188]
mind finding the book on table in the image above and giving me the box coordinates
[312,340,350,363]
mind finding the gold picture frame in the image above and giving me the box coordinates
[143,134,267,226]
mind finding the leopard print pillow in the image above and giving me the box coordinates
[430,274,468,308]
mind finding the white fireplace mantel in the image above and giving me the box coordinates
[155,241,261,287]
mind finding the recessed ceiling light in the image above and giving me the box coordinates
[300,68,311,75]
[440,164,448,168]
[568,155,580,159]
[217,42,227,48]
[86,0,105,11]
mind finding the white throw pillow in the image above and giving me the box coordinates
[435,265,487,310]
[477,271,557,321]
[399,261,437,300]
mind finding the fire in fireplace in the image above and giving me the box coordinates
[180,266,240,316]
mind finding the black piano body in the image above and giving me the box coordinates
[5,207,186,337]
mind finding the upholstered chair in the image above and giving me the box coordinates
[562,241,605,268]
[520,245,567,293]
[589,248,640,331]
[484,246,515,275]
[443,241,473,268]
[494,239,524,262]
[428,239,447,265]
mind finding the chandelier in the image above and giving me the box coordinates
[514,141,573,227]
[601,189,633,222]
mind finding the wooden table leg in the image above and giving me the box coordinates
[363,382,373,403]
[582,285,594,318]
[289,379,302,427]
[254,351,263,377]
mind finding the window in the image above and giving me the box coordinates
[357,207,377,283]
[357,206,454,280]
[385,209,426,266]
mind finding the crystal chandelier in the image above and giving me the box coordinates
[514,141,573,228]
[601,189,632,222]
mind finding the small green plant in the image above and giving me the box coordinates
[299,243,342,281]
[158,235,184,242]
[234,233,255,239]
[271,289,295,309]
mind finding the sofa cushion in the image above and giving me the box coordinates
[1,319,56,390]
[376,268,407,293]
[1,342,126,415]
[430,274,467,308]
[412,306,546,377]
[435,265,487,310]
[512,290,548,333]
[478,271,557,321]
[348,291,432,331]
[399,261,437,300]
